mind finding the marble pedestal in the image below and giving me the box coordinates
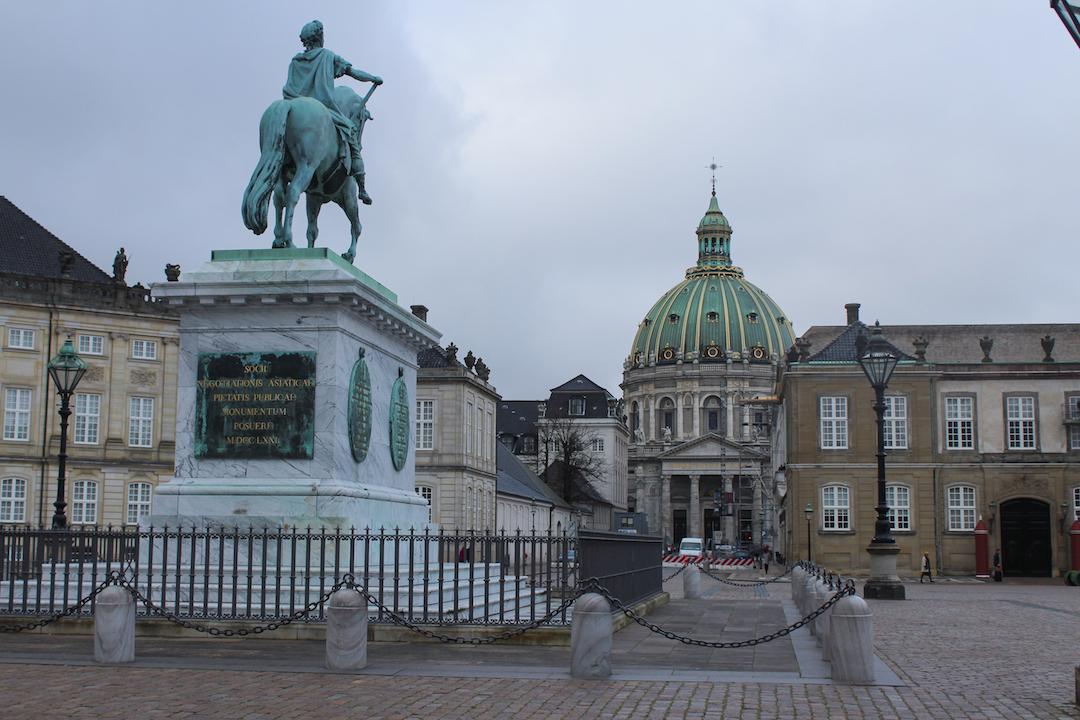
[863,543,906,600]
[149,248,440,532]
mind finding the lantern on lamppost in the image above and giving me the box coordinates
[857,322,905,600]
[47,337,87,529]
[804,502,813,563]
[1052,0,1080,50]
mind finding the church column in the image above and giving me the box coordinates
[689,475,701,538]
[722,475,735,545]
[692,392,700,438]
[660,474,672,546]
[725,394,736,441]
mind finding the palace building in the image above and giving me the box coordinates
[623,188,795,549]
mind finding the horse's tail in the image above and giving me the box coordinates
[242,100,290,235]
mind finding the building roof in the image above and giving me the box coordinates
[801,322,1080,365]
[417,346,450,368]
[807,322,914,363]
[549,374,612,397]
[628,191,795,368]
[496,443,572,508]
[0,197,112,283]
[497,400,540,438]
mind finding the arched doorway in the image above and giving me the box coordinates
[1000,498,1052,577]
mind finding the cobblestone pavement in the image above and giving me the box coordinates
[2,572,1079,719]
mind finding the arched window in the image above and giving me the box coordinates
[706,312,719,323]
[658,397,675,436]
[946,485,976,531]
[72,480,98,525]
[630,401,639,432]
[821,485,850,531]
[885,484,910,531]
[0,477,27,523]
[126,481,153,526]
[669,314,680,324]
[701,395,724,434]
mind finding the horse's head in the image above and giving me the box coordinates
[333,85,371,126]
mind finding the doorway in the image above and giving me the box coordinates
[1000,498,1052,577]
[673,509,687,546]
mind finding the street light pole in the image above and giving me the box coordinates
[804,502,813,562]
[858,322,905,600]
[47,337,87,530]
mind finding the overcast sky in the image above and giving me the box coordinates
[2,2,1078,399]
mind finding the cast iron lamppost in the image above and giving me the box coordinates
[47,337,87,529]
[1052,0,1080,50]
[804,502,813,562]
[857,322,905,599]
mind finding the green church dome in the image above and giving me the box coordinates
[629,192,795,366]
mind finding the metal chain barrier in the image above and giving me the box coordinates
[701,565,794,588]
[0,571,123,634]
[664,563,688,581]
[590,578,856,649]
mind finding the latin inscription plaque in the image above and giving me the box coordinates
[195,351,316,459]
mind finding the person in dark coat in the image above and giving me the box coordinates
[992,548,1003,582]
[920,552,933,583]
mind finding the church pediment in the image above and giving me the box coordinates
[655,433,767,460]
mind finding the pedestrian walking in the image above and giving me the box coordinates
[920,552,933,583]
[992,548,1003,582]
[763,556,770,575]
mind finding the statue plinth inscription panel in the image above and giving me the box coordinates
[195,351,316,459]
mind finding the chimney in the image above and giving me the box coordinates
[845,303,861,325]
[410,304,429,322]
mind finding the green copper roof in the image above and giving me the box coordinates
[628,192,794,365]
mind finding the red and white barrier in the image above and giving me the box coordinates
[662,554,756,568]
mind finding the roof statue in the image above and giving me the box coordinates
[241,20,382,264]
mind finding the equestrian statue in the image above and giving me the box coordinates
[242,20,382,264]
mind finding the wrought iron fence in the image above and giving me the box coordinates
[0,525,580,626]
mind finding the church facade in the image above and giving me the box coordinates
[623,189,795,549]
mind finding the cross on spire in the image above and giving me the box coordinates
[707,158,721,197]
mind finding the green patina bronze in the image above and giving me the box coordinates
[347,348,373,463]
[388,368,410,471]
[195,351,316,460]
[241,20,383,264]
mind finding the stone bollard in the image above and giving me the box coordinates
[683,565,703,599]
[803,575,818,631]
[326,588,368,671]
[830,594,875,684]
[815,583,835,661]
[791,567,805,605]
[94,585,135,663]
[571,593,613,679]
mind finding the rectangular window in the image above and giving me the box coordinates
[486,409,493,461]
[945,396,974,450]
[415,400,434,450]
[72,480,98,525]
[7,328,34,350]
[821,485,850,530]
[74,393,101,445]
[0,478,27,523]
[465,402,474,455]
[131,339,157,360]
[707,410,720,432]
[947,486,976,531]
[416,486,433,522]
[883,396,908,449]
[1006,396,1036,449]
[476,405,484,460]
[569,398,585,416]
[1073,487,1080,522]
[128,396,154,447]
[886,485,910,531]
[607,404,616,418]
[77,334,104,355]
[3,388,32,441]
[819,396,848,449]
[126,482,153,525]
[591,437,605,452]
[1067,396,1080,451]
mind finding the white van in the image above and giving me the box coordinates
[678,537,704,558]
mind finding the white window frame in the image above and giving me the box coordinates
[1073,486,1080,522]
[7,328,34,350]
[569,398,585,416]
[71,480,98,525]
[415,486,433,522]
[475,405,484,460]
[126,482,153,525]
[883,395,908,450]
[128,396,155,448]
[415,399,435,450]
[946,485,976,532]
[77,334,104,355]
[0,477,27,523]
[885,484,910,531]
[74,392,101,445]
[3,387,32,442]
[821,485,850,531]
[819,396,848,449]
[591,437,605,452]
[945,396,974,450]
[1067,395,1080,451]
[1006,395,1037,450]
[131,338,157,360]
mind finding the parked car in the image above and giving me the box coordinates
[678,537,704,558]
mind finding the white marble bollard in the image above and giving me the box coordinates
[94,585,135,663]
[830,594,875,684]
[803,576,818,632]
[791,567,805,605]
[571,593,612,679]
[326,588,368,671]
[815,583,835,660]
[683,565,703,599]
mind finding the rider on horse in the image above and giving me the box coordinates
[283,20,382,205]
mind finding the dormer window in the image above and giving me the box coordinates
[569,398,585,416]
[706,312,719,323]
[747,312,759,324]
[642,318,650,327]
[669,314,680,324]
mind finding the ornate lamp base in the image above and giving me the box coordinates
[863,542,906,600]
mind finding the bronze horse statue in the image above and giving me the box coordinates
[241,86,372,263]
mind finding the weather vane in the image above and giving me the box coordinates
[706,158,721,196]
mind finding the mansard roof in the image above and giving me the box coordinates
[0,196,112,283]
